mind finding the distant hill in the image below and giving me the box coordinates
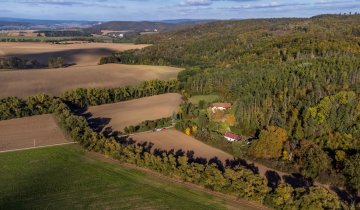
[0,17,97,29]
[0,17,213,31]
[86,20,214,33]
[87,21,175,32]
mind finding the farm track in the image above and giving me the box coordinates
[0,114,69,152]
[0,142,76,154]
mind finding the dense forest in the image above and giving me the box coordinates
[100,14,360,197]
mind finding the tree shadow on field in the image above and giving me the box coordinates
[282,173,312,189]
[87,117,111,133]
[265,170,281,189]
[330,186,360,205]
[225,159,259,174]
[82,111,112,133]
[5,48,116,65]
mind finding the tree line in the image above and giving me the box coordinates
[36,30,91,37]
[0,91,345,209]
[124,117,174,134]
[61,80,179,108]
[0,57,65,69]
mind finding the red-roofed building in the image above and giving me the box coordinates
[210,103,231,112]
[224,132,240,142]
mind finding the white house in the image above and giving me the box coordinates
[210,103,231,113]
[224,132,240,142]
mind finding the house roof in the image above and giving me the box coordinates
[224,132,240,140]
[210,103,231,109]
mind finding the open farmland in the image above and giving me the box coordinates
[0,42,148,65]
[0,144,262,210]
[0,64,181,98]
[132,129,233,163]
[0,114,68,152]
[0,42,182,98]
[87,93,182,132]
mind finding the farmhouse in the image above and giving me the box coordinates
[224,132,240,142]
[210,103,231,112]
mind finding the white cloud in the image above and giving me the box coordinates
[180,0,212,6]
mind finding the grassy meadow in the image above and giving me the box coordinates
[0,145,247,210]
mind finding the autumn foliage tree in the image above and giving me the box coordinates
[249,126,288,159]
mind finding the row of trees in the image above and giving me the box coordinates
[0,57,41,69]
[124,117,174,134]
[48,57,64,68]
[0,94,57,120]
[0,57,65,69]
[61,80,179,108]
[0,88,347,208]
[36,30,91,37]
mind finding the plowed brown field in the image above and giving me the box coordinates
[0,42,182,98]
[0,64,181,98]
[132,129,233,163]
[0,114,68,152]
[0,42,148,65]
[87,93,182,131]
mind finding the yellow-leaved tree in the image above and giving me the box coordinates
[185,127,191,136]
[249,126,288,159]
[225,114,236,126]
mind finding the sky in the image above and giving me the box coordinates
[0,0,359,21]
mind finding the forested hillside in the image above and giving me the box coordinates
[102,14,360,195]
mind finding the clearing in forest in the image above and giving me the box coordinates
[0,114,68,152]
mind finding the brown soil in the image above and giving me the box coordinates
[0,114,68,151]
[0,64,181,98]
[132,129,291,181]
[87,93,182,131]
[0,42,182,98]
[0,42,148,65]
[132,129,233,163]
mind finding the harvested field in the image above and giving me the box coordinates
[132,129,233,163]
[132,129,290,180]
[87,93,182,132]
[0,114,68,152]
[0,42,148,65]
[0,64,181,98]
[0,42,182,98]
[0,30,38,37]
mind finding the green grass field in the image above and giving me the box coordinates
[0,145,250,210]
[189,94,221,104]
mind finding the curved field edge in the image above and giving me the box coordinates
[0,64,182,98]
[0,144,263,210]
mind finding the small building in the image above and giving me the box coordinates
[224,132,240,142]
[210,103,231,112]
